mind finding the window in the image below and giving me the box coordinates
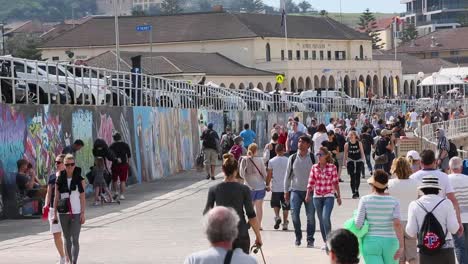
[296,50,301,60]
[327,51,332,60]
[52,56,60,61]
[431,52,439,58]
[359,45,364,59]
[335,51,346,60]
[265,43,271,62]
[281,50,285,61]
[450,50,460,56]
[304,50,309,60]
[288,50,293,60]
[14,62,34,74]
[312,51,317,60]
[319,51,324,60]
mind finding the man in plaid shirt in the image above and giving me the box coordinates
[306,146,342,252]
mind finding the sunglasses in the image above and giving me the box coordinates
[316,153,325,157]
[55,161,62,164]
[65,163,75,167]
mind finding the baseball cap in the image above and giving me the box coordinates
[406,150,421,161]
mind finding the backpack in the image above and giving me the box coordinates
[202,130,217,150]
[373,138,389,165]
[93,139,116,162]
[221,133,235,154]
[462,160,468,176]
[448,141,458,159]
[416,199,447,255]
[289,152,315,177]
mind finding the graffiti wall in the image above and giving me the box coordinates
[0,102,344,218]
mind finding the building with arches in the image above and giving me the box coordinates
[40,12,401,97]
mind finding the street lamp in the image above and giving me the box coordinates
[432,72,439,99]
[417,72,424,98]
[113,0,121,73]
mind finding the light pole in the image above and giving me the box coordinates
[417,71,424,99]
[432,72,439,99]
[113,0,121,73]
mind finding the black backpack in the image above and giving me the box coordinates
[416,199,447,255]
[448,141,458,159]
[221,133,235,154]
[202,129,217,149]
[289,152,315,177]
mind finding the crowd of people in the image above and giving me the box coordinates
[193,107,468,264]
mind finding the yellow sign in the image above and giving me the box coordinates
[276,75,284,84]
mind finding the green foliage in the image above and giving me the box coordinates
[358,8,383,49]
[319,10,328,16]
[0,0,96,22]
[240,0,264,13]
[161,0,184,15]
[6,35,42,60]
[131,6,147,16]
[285,0,299,13]
[400,23,419,43]
[298,1,311,13]
[457,14,468,27]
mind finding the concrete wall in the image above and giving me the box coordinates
[0,103,346,217]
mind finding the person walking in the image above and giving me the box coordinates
[239,143,267,229]
[448,157,468,264]
[374,129,394,173]
[312,124,328,157]
[204,153,262,254]
[240,124,256,149]
[220,126,236,155]
[286,121,305,156]
[436,128,450,173]
[109,132,131,200]
[360,126,374,179]
[355,170,404,264]
[229,136,244,162]
[343,131,365,199]
[306,147,342,251]
[335,127,346,181]
[284,135,316,247]
[406,150,421,173]
[200,123,220,180]
[53,154,85,264]
[406,175,460,264]
[44,154,66,264]
[266,144,290,231]
[388,157,420,264]
[322,130,342,182]
[263,133,279,166]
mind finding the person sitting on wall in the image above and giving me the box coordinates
[16,159,45,198]
[62,140,84,156]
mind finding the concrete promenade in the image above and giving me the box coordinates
[0,168,367,264]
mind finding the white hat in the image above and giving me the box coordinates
[406,150,421,161]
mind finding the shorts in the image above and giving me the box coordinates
[203,148,218,166]
[270,192,290,210]
[112,163,129,182]
[411,122,417,128]
[48,208,62,234]
[251,189,266,201]
[400,221,418,262]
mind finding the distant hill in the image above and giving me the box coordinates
[292,12,398,29]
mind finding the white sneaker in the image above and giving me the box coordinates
[321,245,327,250]
[120,194,125,200]
[57,257,66,264]
[282,220,289,231]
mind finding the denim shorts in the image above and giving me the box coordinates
[251,189,266,201]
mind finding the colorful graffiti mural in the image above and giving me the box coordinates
[72,109,94,176]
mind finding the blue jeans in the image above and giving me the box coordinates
[313,197,334,242]
[454,223,468,264]
[290,190,316,244]
[364,153,373,176]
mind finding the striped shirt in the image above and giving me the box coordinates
[355,194,400,238]
[448,173,468,223]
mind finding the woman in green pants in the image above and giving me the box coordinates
[354,170,404,264]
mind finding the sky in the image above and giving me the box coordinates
[264,0,406,13]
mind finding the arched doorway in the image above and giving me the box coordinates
[389,76,394,98]
[395,76,400,97]
[248,82,254,89]
[298,77,305,91]
[344,75,350,96]
[382,77,388,97]
[403,80,409,96]
[257,82,264,90]
[366,75,372,92]
[290,77,296,92]
[410,80,415,96]
[373,75,379,96]
[220,83,226,87]
[358,75,365,97]
[266,82,272,92]
[416,80,421,98]
[328,76,335,89]
[305,77,312,90]
[320,76,327,89]
[265,43,271,62]
[229,83,236,89]
[239,83,245,89]
[314,76,320,90]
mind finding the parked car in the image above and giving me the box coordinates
[203,82,247,111]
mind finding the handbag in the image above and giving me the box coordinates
[57,176,73,214]
[196,151,204,168]
[374,153,388,165]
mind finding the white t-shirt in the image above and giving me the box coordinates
[409,169,455,198]
[388,178,420,221]
[312,132,328,155]
[59,178,82,214]
[184,247,257,264]
[410,112,418,122]
[326,123,335,132]
[448,173,468,223]
[268,156,289,193]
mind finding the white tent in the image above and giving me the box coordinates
[418,74,465,86]
[205,81,221,88]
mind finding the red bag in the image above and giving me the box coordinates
[42,205,49,222]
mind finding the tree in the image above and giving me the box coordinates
[148,4,161,15]
[358,8,383,49]
[400,23,419,43]
[131,6,147,16]
[319,9,328,16]
[161,0,184,15]
[298,1,311,13]
[6,35,42,60]
[197,0,212,12]
[240,0,264,13]
[285,0,299,13]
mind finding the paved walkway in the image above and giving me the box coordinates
[0,167,369,263]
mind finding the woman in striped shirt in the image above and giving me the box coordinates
[354,169,404,264]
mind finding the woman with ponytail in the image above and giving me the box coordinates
[203,153,262,254]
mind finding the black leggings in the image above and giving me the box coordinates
[347,161,364,195]
[233,232,250,254]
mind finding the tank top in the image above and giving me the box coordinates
[269,143,278,160]
[348,141,361,160]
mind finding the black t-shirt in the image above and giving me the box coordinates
[56,168,84,194]
[109,141,132,164]
[376,137,390,156]
[360,133,374,154]
[322,140,338,154]
[48,174,57,208]
[307,126,317,137]
[336,134,346,153]
[16,173,29,192]
[347,141,361,160]
[204,182,256,236]
[269,143,278,160]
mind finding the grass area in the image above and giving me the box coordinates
[294,12,398,28]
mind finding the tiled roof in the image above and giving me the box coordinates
[398,27,468,53]
[41,12,370,48]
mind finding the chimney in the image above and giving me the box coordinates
[212,5,223,12]
[430,35,437,47]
